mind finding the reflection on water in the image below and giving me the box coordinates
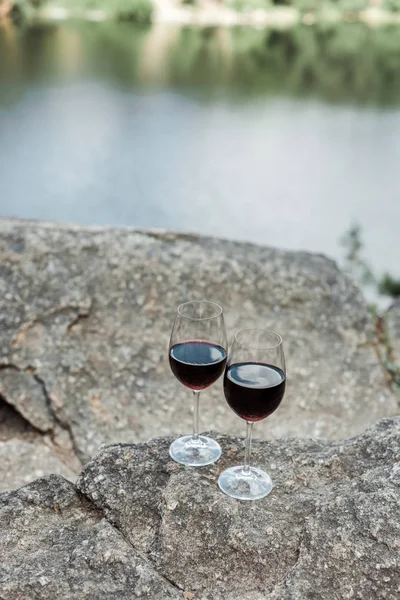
[0,20,399,284]
[1,21,400,104]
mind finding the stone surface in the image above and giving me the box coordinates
[386,298,400,367]
[0,393,81,490]
[0,366,53,432]
[0,218,397,475]
[0,475,181,599]
[0,438,77,492]
[1,419,398,599]
[0,394,38,442]
[77,418,400,600]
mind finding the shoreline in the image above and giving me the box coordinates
[2,5,400,28]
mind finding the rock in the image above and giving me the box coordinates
[0,474,181,599]
[76,418,400,600]
[0,439,77,492]
[0,395,81,486]
[0,367,53,432]
[0,394,38,442]
[0,218,397,474]
[1,419,398,599]
[386,299,400,367]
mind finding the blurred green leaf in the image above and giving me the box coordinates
[379,274,400,298]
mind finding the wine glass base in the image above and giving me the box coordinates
[218,466,273,500]
[169,435,221,466]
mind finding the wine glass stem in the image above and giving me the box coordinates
[243,421,254,475]
[192,390,200,441]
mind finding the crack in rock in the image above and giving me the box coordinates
[75,422,400,599]
[79,488,184,595]
[0,365,53,432]
[0,363,83,468]
[66,299,93,333]
[31,371,84,467]
[0,475,182,599]
[11,301,93,347]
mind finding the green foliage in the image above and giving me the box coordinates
[295,0,320,10]
[379,274,400,298]
[228,0,400,12]
[267,0,400,11]
[367,303,379,318]
[341,224,363,263]
[270,0,369,7]
[383,0,400,11]
[7,13,400,105]
[332,0,368,12]
[28,0,154,23]
[160,23,400,105]
[10,0,37,19]
[340,225,400,302]
[340,224,375,286]
[115,0,153,23]
[13,0,400,16]
[229,0,270,11]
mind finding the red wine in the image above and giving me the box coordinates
[224,362,285,422]
[169,340,227,391]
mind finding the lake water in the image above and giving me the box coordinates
[0,20,399,292]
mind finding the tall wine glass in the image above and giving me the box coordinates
[168,301,227,466]
[218,328,286,500]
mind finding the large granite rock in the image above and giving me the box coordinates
[0,438,77,493]
[0,366,53,432]
[0,475,181,599]
[0,219,397,477]
[1,418,399,599]
[0,394,80,491]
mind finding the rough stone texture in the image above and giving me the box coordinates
[0,475,181,599]
[0,366,53,432]
[0,439,77,492]
[0,395,38,442]
[386,298,400,366]
[77,419,400,599]
[1,419,398,599]
[0,219,397,477]
[0,392,81,490]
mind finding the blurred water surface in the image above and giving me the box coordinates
[0,20,399,280]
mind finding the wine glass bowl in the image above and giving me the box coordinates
[218,328,286,500]
[168,301,227,466]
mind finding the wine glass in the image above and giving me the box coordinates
[168,301,227,466]
[218,328,286,500]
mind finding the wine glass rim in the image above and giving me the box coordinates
[177,300,223,321]
[234,328,283,350]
